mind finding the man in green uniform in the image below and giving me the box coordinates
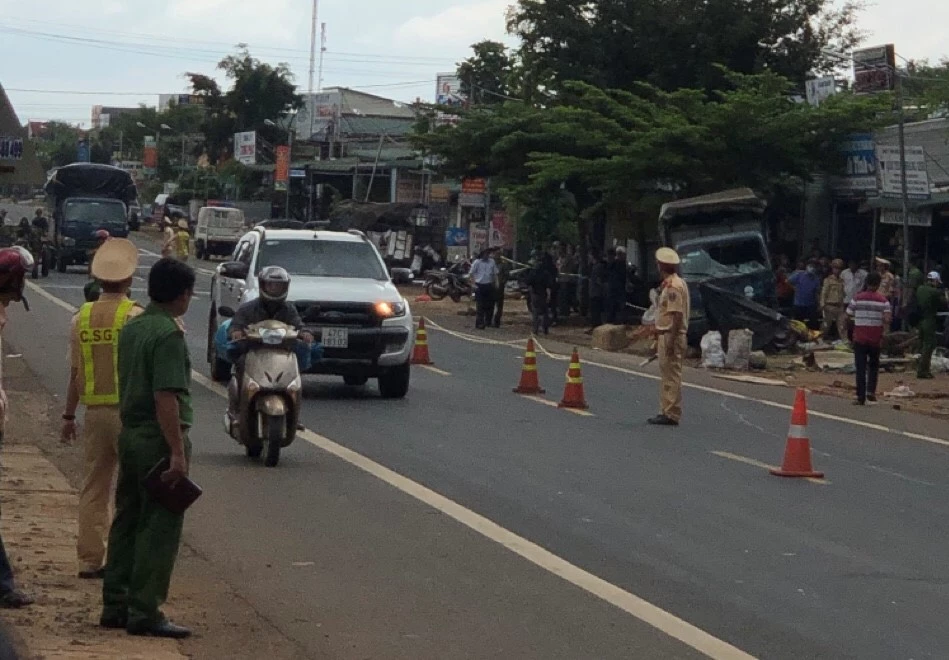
[100,257,196,639]
[916,271,948,379]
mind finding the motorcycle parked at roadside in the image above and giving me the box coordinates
[424,258,473,302]
[218,312,320,467]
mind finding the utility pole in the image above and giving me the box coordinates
[318,23,327,93]
[895,70,911,320]
[308,0,318,140]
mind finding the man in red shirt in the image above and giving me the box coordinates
[846,271,892,405]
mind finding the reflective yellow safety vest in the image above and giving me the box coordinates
[176,230,191,259]
[78,298,135,406]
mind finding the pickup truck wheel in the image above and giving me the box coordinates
[378,363,410,399]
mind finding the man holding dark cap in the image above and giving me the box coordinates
[61,238,142,579]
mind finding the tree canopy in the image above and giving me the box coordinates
[186,46,303,164]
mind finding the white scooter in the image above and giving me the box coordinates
[220,313,303,467]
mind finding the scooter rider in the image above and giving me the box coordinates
[227,266,313,414]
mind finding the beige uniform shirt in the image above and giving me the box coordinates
[656,274,690,334]
[68,293,144,403]
[820,274,845,307]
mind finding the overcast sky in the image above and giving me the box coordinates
[2,0,946,126]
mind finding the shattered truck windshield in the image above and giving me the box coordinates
[679,237,768,279]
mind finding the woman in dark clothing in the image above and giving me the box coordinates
[587,250,608,332]
[527,253,554,335]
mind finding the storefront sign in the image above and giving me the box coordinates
[876,145,931,199]
[831,134,877,195]
[853,45,896,94]
[0,136,24,161]
[880,208,932,227]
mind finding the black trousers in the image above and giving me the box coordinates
[493,287,505,327]
[475,283,496,329]
[853,342,881,403]
[549,283,560,323]
[589,297,604,329]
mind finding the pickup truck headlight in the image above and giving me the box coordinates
[375,301,406,318]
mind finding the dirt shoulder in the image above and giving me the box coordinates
[0,348,308,659]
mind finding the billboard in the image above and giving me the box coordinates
[298,91,342,140]
[274,145,290,192]
[805,77,836,107]
[831,134,877,196]
[436,73,465,127]
[234,131,257,165]
[489,210,513,248]
[853,45,896,94]
[880,208,931,227]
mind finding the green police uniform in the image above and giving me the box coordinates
[916,283,947,379]
[101,304,193,628]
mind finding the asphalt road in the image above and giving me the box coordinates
[5,235,949,659]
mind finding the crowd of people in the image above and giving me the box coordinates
[466,242,647,335]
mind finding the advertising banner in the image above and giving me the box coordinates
[489,210,513,248]
[274,145,290,192]
[234,131,257,165]
[142,136,158,172]
[881,209,932,227]
[470,222,488,257]
[445,227,469,247]
[435,74,465,126]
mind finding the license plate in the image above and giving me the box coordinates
[321,327,349,348]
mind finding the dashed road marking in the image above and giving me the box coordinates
[29,280,755,660]
[520,394,594,417]
[418,365,451,377]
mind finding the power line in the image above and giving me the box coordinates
[4,79,434,97]
[0,15,457,63]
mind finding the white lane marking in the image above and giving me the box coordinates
[710,451,829,486]
[521,393,594,417]
[417,365,451,377]
[28,280,755,660]
[136,247,216,276]
[424,319,949,449]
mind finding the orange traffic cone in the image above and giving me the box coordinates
[558,348,589,410]
[411,318,433,365]
[770,389,824,479]
[513,338,545,395]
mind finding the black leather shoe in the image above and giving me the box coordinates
[0,590,32,609]
[127,620,192,639]
[99,614,127,629]
[647,415,679,426]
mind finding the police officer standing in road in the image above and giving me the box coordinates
[100,258,196,639]
[649,247,690,427]
[61,239,142,579]
[174,219,191,263]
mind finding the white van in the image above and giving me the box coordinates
[194,206,246,260]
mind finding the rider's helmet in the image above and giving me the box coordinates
[258,266,291,304]
[93,229,110,246]
[0,246,34,308]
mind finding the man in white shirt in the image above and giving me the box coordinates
[841,259,868,304]
[468,248,499,330]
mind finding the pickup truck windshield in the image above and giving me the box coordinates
[257,239,388,280]
[680,238,768,279]
[63,200,126,227]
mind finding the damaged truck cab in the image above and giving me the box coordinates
[658,188,777,344]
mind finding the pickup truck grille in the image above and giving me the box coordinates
[294,301,377,328]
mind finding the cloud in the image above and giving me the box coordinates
[164,0,296,42]
[393,0,512,51]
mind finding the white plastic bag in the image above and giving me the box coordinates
[700,331,725,369]
[725,329,753,371]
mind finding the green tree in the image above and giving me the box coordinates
[32,121,82,170]
[186,46,304,164]
[457,40,518,105]
[507,0,864,95]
